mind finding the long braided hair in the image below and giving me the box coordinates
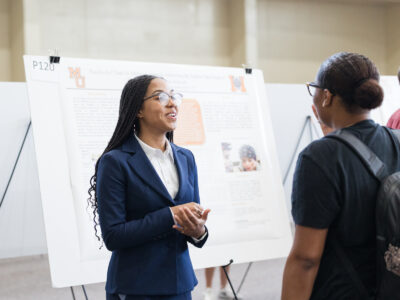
[87,75,174,243]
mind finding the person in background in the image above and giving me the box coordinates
[203,266,241,300]
[282,52,400,300]
[386,68,400,129]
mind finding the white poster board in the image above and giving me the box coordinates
[24,56,292,287]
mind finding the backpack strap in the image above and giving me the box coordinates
[384,127,400,145]
[391,129,400,142]
[326,130,387,181]
[326,130,384,299]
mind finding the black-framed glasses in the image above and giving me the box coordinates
[144,91,183,107]
[306,82,321,97]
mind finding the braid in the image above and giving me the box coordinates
[87,75,161,246]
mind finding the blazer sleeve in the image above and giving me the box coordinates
[186,151,208,248]
[97,153,174,251]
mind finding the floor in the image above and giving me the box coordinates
[0,255,286,300]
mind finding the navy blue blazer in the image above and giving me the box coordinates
[97,135,207,296]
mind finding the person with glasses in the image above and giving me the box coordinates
[88,75,211,300]
[282,52,400,299]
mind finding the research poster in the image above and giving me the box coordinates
[24,56,292,287]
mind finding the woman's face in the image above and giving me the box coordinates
[138,78,179,135]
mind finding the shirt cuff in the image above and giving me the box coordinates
[192,230,208,243]
[169,207,177,225]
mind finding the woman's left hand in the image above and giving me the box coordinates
[173,207,211,239]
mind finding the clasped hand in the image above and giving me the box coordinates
[170,202,210,239]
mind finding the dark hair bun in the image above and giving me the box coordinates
[353,79,384,110]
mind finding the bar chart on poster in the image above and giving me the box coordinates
[24,55,292,287]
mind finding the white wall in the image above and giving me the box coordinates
[23,0,232,66]
[258,1,387,83]
[0,0,399,82]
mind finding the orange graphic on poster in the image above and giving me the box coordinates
[174,99,205,146]
[68,67,86,88]
[229,75,246,92]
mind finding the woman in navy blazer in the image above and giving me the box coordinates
[87,75,210,300]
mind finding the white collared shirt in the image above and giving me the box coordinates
[135,135,179,199]
[135,135,207,243]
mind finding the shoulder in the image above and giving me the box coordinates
[389,109,400,120]
[387,109,400,129]
[98,148,130,169]
[172,143,195,161]
[300,136,341,162]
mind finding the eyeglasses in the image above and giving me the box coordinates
[143,91,183,107]
[306,82,321,97]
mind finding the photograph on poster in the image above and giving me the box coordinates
[221,142,261,173]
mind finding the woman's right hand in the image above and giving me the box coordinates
[170,202,203,219]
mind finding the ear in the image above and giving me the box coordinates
[311,104,319,121]
[321,89,334,108]
[137,109,143,118]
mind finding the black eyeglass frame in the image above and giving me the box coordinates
[306,82,322,97]
[143,91,183,106]
[306,82,335,97]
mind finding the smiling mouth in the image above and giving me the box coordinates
[167,112,177,119]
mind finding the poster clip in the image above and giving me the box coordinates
[49,49,60,64]
[242,64,252,75]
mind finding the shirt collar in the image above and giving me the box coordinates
[135,134,174,161]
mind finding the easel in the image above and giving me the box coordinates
[283,115,321,185]
[221,260,236,299]
[0,122,31,210]
[222,259,253,299]
[70,286,88,300]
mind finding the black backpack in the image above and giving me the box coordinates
[327,127,400,300]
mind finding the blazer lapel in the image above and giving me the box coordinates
[123,136,174,205]
[171,143,188,201]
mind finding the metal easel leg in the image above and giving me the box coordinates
[283,116,311,185]
[222,260,238,300]
[0,121,31,210]
[70,286,76,300]
[82,285,88,300]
